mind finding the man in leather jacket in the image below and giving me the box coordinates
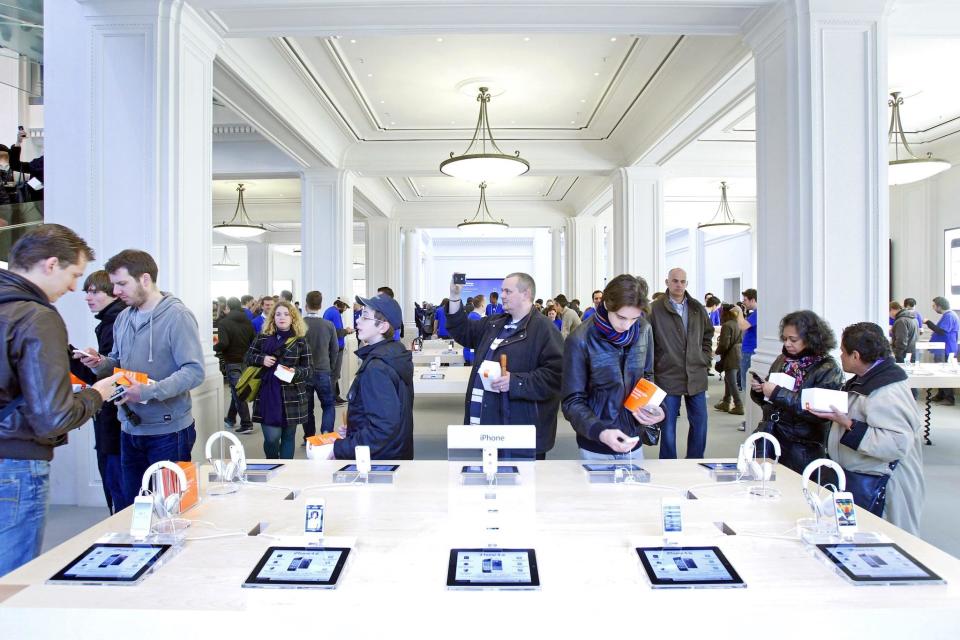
[446,272,563,458]
[0,224,121,577]
[562,274,665,459]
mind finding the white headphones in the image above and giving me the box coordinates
[737,432,782,481]
[801,458,847,519]
[205,430,246,482]
[140,461,187,519]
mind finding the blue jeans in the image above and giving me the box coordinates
[739,352,753,393]
[120,423,196,506]
[0,459,50,578]
[224,363,252,428]
[262,424,297,459]
[659,392,708,459]
[579,447,644,461]
[98,452,128,513]
[304,371,335,438]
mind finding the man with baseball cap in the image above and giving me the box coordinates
[314,293,414,460]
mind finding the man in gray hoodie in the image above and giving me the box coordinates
[80,249,205,505]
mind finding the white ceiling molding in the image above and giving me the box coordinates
[193,1,765,38]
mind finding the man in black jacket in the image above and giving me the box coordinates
[0,224,121,577]
[303,290,339,439]
[648,268,715,459]
[215,297,256,434]
[70,270,127,513]
[446,272,564,458]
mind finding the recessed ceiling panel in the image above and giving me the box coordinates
[408,176,558,199]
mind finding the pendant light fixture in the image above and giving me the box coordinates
[212,245,240,270]
[697,181,750,236]
[440,87,529,182]
[214,183,267,238]
[888,92,951,186]
[457,182,509,231]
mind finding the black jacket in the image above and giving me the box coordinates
[215,309,256,364]
[334,340,414,460]
[445,302,564,454]
[561,316,655,454]
[750,351,845,472]
[70,298,125,455]
[0,270,103,460]
[891,309,918,363]
[648,293,715,395]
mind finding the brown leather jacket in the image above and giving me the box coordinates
[648,292,715,396]
[0,270,103,460]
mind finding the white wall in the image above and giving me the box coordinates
[702,231,753,303]
[210,244,249,299]
[271,246,302,301]
[890,164,960,313]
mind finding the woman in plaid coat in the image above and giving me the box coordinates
[245,300,313,458]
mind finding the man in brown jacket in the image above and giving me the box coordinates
[648,268,715,459]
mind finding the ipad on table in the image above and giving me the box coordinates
[447,548,539,590]
[816,543,945,586]
[243,546,351,589]
[48,543,171,586]
[636,546,746,589]
[337,463,399,473]
[461,465,520,475]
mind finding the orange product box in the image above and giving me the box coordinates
[69,373,87,389]
[306,432,343,447]
[113,368,149,386]
[624,378,667,412]
[159,462,200,514]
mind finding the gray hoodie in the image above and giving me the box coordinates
[96,293,205,436]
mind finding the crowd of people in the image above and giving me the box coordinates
[0,223,938,577]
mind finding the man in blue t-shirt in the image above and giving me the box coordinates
[737,289,758,429]
[485,291,503,316]
[251,296,274,333]
[323,298,354,404]
[582,289,603,321]
[926,296,959,405]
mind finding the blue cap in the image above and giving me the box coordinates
[355,293,402,330]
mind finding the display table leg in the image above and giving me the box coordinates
[924,388,933,446]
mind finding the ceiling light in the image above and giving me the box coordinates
[367,73,374,77]
[457,182,509,232]
[697,181,750,236]
[212,245,240,270]
[610,37,617,42]
[350,39,356,44]
[523,37,530,42]
[593,72,600,76]
[213,184,267,238]
[436,37,444,42]
[440,87,530,182]
[888,91,951,185]
[580,99,586,103]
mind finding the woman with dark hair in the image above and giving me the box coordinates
[561,274,665,459]
[749,309,845,473]
[714,304,743,415]
[807,322,924,534]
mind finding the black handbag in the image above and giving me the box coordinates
[845,461,898,517]
[639,423,660,446]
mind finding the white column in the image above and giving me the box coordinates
[744,0,888,377]
[45,0,222,505]
[565,217,599,301]
[550,225,563,299]
[403,228,421,333]
[246,241,270,297]
[366,218,402,299]
[611,166,665,286]
[301,170,354,305]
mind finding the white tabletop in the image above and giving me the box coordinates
[915,342,946,350]
[411,351,464,366]
[904,363,960,388]
[413,365,472,396]
[1,460,958,638]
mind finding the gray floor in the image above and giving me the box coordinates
[43,375,960,558]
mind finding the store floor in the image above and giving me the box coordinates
[43,375,960,559]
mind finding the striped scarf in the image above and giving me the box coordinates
[593,303,641,347]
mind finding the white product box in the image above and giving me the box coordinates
[800,388,848,413]
[768,372,796,390]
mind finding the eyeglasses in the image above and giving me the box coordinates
[359,311,382,324]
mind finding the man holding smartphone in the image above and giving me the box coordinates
[445,272,563,458]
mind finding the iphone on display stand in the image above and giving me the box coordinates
[355,446,372,476]
[833,492,858,540]
[129,495,154,539]
[304,500,326,544]
[661,497,683,545]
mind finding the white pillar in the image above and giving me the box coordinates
[550,225,563,299]
[565,217,598,301]
[246,241,270,298]
[744,0,888,376]
[611,166,665,286]
[301,170,353,305]
[45,0,222,504]
[403,228,421,333]
[366,218,402,299]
